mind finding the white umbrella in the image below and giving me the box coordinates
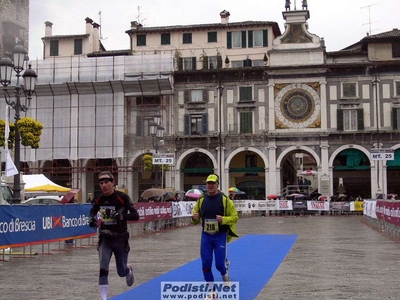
[300,170,318,176]
[185,189,203,196]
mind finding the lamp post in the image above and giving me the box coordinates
[217,76,224,192]
[0,44,38,203]
[149,114,164,188]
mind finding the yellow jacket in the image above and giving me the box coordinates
[191,192,239,242]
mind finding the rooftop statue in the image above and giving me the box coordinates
[285,0,291,11]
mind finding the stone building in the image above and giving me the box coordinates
[2,4,400,202]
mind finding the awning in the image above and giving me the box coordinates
[23,174,71,193]
[32,78,174,97]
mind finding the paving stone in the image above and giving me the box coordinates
[0,215,398,300]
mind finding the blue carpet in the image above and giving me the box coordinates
[110,234,297,300]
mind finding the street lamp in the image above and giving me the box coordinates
[0,44,38,203]
[217,77,224,192]
[149,114,164,188]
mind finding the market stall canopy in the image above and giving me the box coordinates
[23,174,71,193]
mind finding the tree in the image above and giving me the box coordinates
[0,120,15,149]
[17,117,44,149]
[0,117,43,149]
[142,154,170,172]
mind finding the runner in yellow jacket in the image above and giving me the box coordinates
[191,174,239,283]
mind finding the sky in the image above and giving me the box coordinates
[28,0,399,60]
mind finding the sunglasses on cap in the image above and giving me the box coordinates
[99,177,113,183]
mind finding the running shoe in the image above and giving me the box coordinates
[126,265,134,287]
[222,272,231,283]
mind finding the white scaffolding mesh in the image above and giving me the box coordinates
[0,52,174,163]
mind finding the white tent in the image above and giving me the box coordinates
[23,174,71,193]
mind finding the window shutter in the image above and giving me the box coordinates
[227,32,232,49]
[192,57,197,70]
[240,112,253,133]
[392,41,400,58]
[184,90,190,103]
[74,39,82,55]
[202,56,208,70]
[178,57,183,70]
[50,40,59,56]
[184,114,190,135]
[202,113,208,134]
[217,55,222,69]
[243,59,252,67]
[357,108,364,130]
[248,30,253,48]
[263,30,268,47]
[203,89,209,102]
[393,108,399,130]
[337,109,344,131]
[136,116,142,136]
[241,31,247,48]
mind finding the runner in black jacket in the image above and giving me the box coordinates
[88,171,139,300]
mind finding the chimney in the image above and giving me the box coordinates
[92,22,100,52]
[220,10,230,25]
[130,21,142,30]
[45,21,53,37]
[85,17,93,34]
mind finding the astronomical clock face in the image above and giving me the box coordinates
[275,83,321,128]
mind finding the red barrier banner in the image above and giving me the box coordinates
[133,202,173,222]
[376,201,400,226]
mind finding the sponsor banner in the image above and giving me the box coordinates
[257,200,277,211]
[233,200,248,212]
[292,200,307,211]
[161,281,239,299]
[351,200,364,212]
[246,200,258,211]
[172,201,195,218]
[232,200,277,212]
[375,200,400,226]
[330,201,350,212]
[277,200,293,211]
[307,201,330,211]
[0,204,94,248]
[364,200,377,218]
[134,202,172,222]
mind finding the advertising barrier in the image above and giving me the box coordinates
[136,202,172,222]
[1,199,367,250]
[0,204,94,249]
[363,200,377,218]
[375,200,400,226]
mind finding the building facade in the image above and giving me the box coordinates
[2,4,400,202]
[0,0,29,58]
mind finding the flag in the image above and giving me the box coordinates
[5,149,18,177]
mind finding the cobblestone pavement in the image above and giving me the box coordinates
[1,215,399,300]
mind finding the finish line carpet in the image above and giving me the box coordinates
[110,234,298,300]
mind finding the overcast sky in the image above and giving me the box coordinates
[28,0,399,60]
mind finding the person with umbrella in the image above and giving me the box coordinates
[88,171,139,300]
[191,174,239,286]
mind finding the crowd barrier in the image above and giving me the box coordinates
[1,199,366,261]
[233,199,364,216]
[363,199,400,240]
[0,202,190,261]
